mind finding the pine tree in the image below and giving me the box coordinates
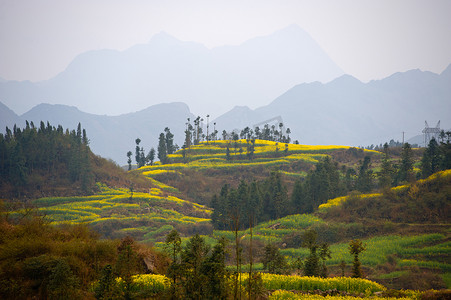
[201,237,229,299]
[319,243,332,278]
[356,156,373,193]
[165,229,182,298]
[421,138,441,178]
[164,127,175,154]
[397,142,415,183]
[291,179,310,213]
[302,229,320,276]
[181,234,210,298]
[378,143,394,188]
[157,133,168,164]
[262,243,287,274]
[126,151,132,170]
[146,148,155,166]
[135,138,141,166]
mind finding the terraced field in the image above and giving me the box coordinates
[12,139,450,288]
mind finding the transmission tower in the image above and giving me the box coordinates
[422,120,440,146]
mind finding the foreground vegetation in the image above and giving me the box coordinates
[1,123,450,298]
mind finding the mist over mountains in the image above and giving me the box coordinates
[1,24,450,165]
[1,65,450,165]
[0,24,343,117]
[215,65,451,147]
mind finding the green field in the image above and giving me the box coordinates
[10,139,450,289]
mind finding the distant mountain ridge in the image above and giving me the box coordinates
[1,65,450,165]
[0,24,344,117]
[213,64,451,147]
[2,102,195,165]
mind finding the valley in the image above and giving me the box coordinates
[1,126,449,298]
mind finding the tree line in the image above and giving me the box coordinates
[210,155,368,230]
[127,120,294,167]
[127,127,176,169]
[211,137,451,229]
[0,121,93,196]
[163,228,367,299]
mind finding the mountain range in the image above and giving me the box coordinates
[1,24,450,165]
[215,65,451,147]
[1,64,450,165]
[0,24,343,117]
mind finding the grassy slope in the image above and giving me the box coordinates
[10,139,449,289]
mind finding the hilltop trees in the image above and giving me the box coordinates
[127,151,133,170]
[422,138,441,176]
[146,147,156,166]
[135,138,146,168]
[291,156,345,214]
[158,133,168,164]
[224,123,291,143]
[397,143,415,183]
[356,156,373,193]
[128,128,175,167]
[0,122,94,196]
[378,143,395,188]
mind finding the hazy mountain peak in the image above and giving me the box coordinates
[272,23,310,37]
[25,103,81,115]
[231,105,252,112]
[2,26,344,116]
[0,101,21,130]
[329,74,362,86]
[440,63,451,77]
[149,31,180,44]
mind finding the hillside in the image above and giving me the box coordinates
[2,133,450,293]
[0,122,151,199]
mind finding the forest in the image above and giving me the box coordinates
[0,121,450,299]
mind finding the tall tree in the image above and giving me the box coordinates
[378,143,394,188]
[157,133,168,164]
[165,229,182,298]
[164,127,175,154]
[115,237,140,299]
[356,156,373,193]
[201,237,229,299]
[135,138,141,166]
[397,142,415,183]
[302,229,320,276]
[146,147,155,166]
[349,239,366,278]
[262,243,287,274]
[181,234,210,298]
[291,179,309,213]
[421,138,441,178]
[319,243,332,278]
[126,151,132,170]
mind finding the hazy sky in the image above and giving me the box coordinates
[1,0,450,83]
